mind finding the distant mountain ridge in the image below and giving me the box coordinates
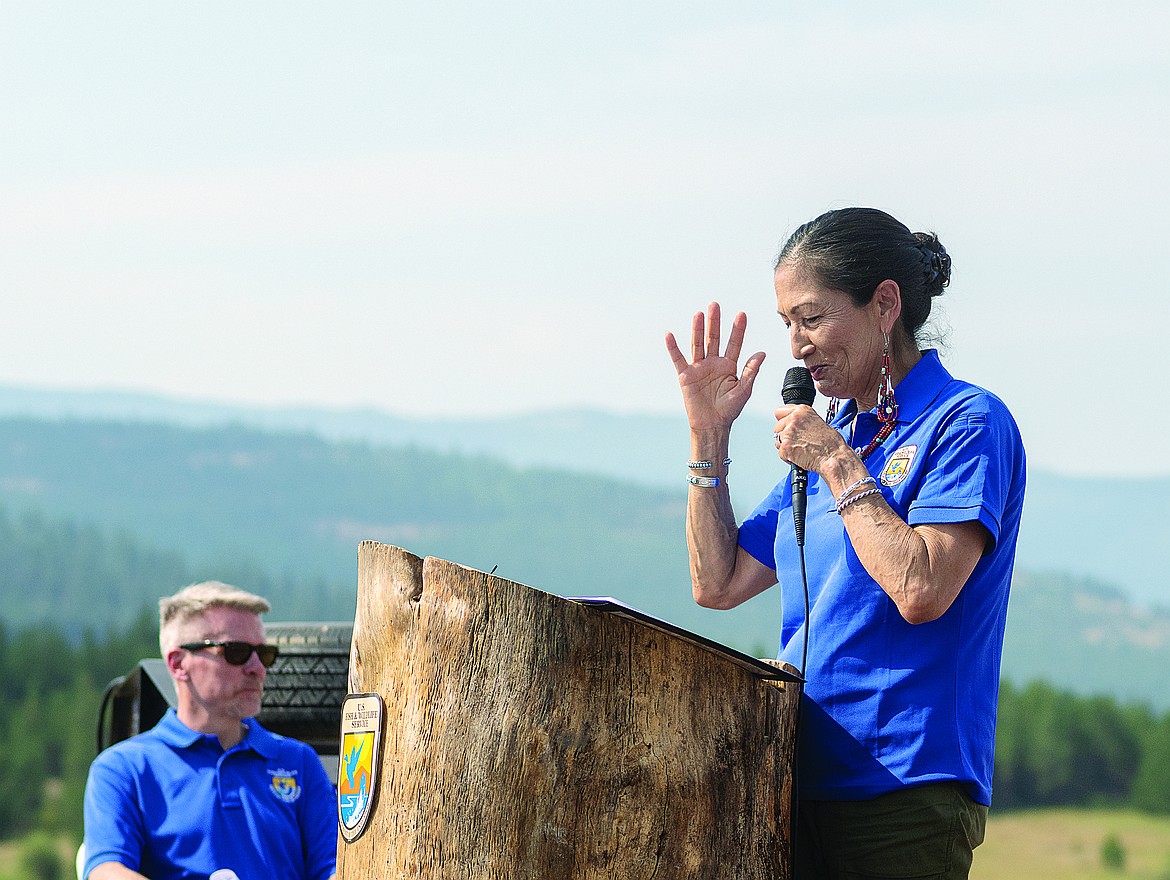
[3,384,1167,607]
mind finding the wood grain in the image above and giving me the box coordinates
[337,541,799,879]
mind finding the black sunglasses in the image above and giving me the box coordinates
[180,640,279,668]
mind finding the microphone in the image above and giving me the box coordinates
[781,367,816,546]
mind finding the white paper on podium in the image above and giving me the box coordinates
[565,596,802,683]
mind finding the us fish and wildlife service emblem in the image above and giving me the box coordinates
[881,444,918,487]
[338,693,383,842]
[268,771,302,803]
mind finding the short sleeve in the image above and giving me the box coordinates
[906,399,1024,554]
[298,747,339,880]
[737,480,787,570]
[82,751,145,877]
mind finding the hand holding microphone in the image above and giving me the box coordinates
[780,367,817,546]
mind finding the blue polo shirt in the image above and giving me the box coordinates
[83,709,337,880]
[738,350,1025,805]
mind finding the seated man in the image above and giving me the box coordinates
[83,582,338,880]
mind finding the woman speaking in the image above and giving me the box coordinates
[665,207,1026,880]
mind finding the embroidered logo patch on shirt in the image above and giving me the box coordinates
[269,770,302,803]
[881,444,918,487]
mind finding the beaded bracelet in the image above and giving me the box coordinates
[836,487,882,514]
[687,458,732,470]
[835,476,876,504]
[687,475,721,488]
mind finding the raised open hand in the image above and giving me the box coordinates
[665,302,766,431]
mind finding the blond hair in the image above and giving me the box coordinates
[159,581,271,655]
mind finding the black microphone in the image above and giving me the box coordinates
[781,366,817,546]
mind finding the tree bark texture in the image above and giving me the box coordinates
[337,541,800,880]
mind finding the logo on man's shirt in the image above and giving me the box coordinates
[268,769,302,803]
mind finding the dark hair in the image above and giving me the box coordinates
[775,207,952,341]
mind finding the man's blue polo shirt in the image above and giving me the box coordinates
[738,350,1026,805]
[83,708,337,880]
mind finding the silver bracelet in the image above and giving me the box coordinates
[687,458,732,470]
[686,475,721,488]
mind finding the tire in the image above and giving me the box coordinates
[258,622,353,754]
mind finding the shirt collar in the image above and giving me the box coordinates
[154,708,202,748]
[154,707,279,757]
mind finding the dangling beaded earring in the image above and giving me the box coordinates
[824,397,840,424]
[853,334,898,461]
[877,334,898,425]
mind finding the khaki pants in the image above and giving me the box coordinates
[795,782,988,880]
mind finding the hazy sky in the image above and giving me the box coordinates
[3,2,1167,476]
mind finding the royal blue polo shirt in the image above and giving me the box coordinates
[738,350,1026,805]
[83,709,337,880]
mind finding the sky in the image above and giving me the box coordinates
[2,1,1167,477]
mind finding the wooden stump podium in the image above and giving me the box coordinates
[337,542,801,879]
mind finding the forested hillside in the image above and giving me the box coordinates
[6,388,1167,608]
[0,503,351,636]
[1001,572,1170,711]
[2,416,1169,710]
[0,416,695,630]
[0,612,158,856]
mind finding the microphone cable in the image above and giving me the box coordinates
[797,541,810,681]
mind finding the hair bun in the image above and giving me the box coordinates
[914,232,951,293]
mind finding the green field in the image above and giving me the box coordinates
[2,809,1168,878]
[974,809,1170,880]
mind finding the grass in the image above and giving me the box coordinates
[1,809,1168,878]
[973,808,1170,880]
[0,833,77,880]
